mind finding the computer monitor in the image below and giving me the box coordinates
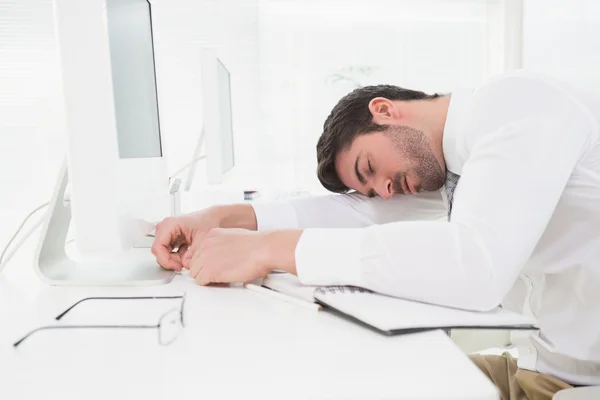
[34,0,174,285]
[183,48,235,190]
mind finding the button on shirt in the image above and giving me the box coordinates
[252,71,600,385]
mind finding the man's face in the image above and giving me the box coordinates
[335,125,446,199]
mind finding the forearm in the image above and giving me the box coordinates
[252,191,445,231]
[293,222,507,311]
[255,224,499,311]
[261,229,302,275]
[211,204,258,231]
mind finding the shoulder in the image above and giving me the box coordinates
[469,71,574,122]
[462,70,595,140]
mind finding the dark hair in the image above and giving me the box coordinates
[316,85,440,193]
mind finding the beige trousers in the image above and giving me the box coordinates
[470,353,573,400]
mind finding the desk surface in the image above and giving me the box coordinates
[0,241,498,400]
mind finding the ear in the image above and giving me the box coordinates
[368,97,402,123]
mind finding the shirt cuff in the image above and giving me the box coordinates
[251,202,299,231]
[295,228,363,287]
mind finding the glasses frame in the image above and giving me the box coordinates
[13,293,186,348]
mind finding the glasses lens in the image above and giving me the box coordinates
[158,309,182,345]
[180,294,186,327]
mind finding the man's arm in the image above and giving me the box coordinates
[252,190,446,231]
[211,204,259,230]
[268,108,595,311]
[182,192,446,284]
[208,190,445,231]
[153,189,444,271]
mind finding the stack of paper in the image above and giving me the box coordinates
[262,273,539,336]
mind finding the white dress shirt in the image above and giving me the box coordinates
[252,70,600,385]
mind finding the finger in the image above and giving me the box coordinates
[189,254,203,279]
[182,251,193,270]
[194,253,214,286]
[195,271,212,286]
[151,224,184,270]
[166,253,184,272]
[177,243,189,258]
[181,246,197,269]
[172,236,187,251]
[181,245,195,270]
[155,248,183,271]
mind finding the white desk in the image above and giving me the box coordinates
[0,240,498,400]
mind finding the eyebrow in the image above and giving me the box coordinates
[355,153,367,185]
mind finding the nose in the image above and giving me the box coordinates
[376,178,394,200]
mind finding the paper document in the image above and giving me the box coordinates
[263,273,539,336]
[262,273,317,303]
[313,287,538,335]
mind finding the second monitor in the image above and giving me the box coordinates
[184,48,235,190]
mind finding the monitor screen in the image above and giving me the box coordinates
[216,58,235,175]
[106,0,162,159]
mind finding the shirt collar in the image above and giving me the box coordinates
[442,88,473,174]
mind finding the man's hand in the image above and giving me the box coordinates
[151,210,221,271]
[151,204,257,271]
[189,228,302,286]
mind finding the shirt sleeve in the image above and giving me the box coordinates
[252,190,446,231]
[296,108,595,311]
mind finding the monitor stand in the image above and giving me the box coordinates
[34,162,175,286]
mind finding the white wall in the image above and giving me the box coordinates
[0,0,65,248]
[523,0,600,90]
[257,0,518,191]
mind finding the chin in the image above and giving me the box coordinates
[422,178,446,192]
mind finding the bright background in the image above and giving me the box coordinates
[2,0,600,247]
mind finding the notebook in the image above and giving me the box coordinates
[262,273,316,303]
[262,273,539,336]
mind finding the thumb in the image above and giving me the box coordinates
[182,248,194,270]
[183,229,211,270]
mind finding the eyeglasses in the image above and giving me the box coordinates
[13,294,186,348]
